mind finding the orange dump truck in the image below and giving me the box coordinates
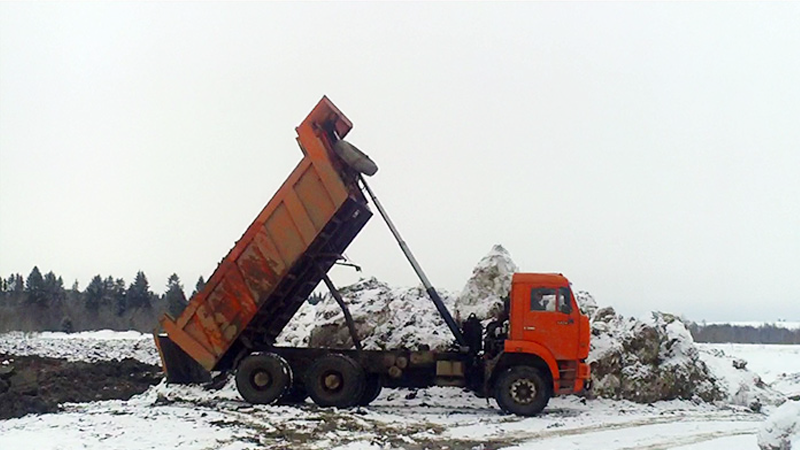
[156,97,590,416]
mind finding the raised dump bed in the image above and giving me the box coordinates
[156,97,373,381]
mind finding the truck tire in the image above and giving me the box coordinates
[357,374,383,406]
[493,366,550,416]
[305,354,365,408]
[279,382,309,405]
[235,353,291,404]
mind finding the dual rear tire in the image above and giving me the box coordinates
[235,353,381,408]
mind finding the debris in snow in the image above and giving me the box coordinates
[758,400,800,450]
[588,308,725,403]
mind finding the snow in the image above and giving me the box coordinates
[0,399,252,450]
[454,244,518,321]
[0,330,160,365]
[702,343,800,394]
[698,344,790,409]
[758,400,800,450]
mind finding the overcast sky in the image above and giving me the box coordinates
[1,2,798,322]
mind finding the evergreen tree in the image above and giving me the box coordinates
[14,274,24,294]
[25,266,46,306]
[165,273,187,317]
[192,275,206,297]
[102,276,117,307]
[85,275,104,311]
[43,271,65,304]
[127,271,152,309]
[10,274,24,294]
[113,278,127,316]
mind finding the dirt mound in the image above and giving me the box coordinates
[0,353,162,419]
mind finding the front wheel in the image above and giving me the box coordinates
[493,366,550,416]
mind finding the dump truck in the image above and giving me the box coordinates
[155,97,591,416]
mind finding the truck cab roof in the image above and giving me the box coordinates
[511,273,570,288]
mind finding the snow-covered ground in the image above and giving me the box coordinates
[0,330,159,365]
[1,330,798,449]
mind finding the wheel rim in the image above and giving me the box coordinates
[252,370,272,390]
[509,378,537,404]
[322,371,343,392]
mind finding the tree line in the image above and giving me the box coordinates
[0,266,207,333]
[688,322,800,344]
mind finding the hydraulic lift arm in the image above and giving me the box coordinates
[359,176,469,349]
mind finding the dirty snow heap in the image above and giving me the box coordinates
[588,307,724,403]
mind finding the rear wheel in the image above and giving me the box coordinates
[305,354,365,408]
[493,366,550,416]
[357,374,383,406]
[235,353,291,404]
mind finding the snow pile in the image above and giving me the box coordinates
[453,244,517,321]
[304,277,456,351]
[294,245,519,352]
[275,300,318,347]
[699,346,786,410]
[589,308,724,403]
[758,400,800,450]
[0,330,159,365]
[700,343,800,401]
[575,290,598,317]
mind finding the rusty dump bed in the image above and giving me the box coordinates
[156,97,372,378]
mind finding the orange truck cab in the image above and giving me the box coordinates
[481,273,591,414]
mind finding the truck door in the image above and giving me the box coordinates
[522,286,580,360]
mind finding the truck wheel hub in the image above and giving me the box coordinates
[253,371,272,389]
[510,379,536,404]
[324,373,342,391]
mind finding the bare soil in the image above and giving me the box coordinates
[0,353,162,419]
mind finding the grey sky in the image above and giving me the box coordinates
[1,2,798,322]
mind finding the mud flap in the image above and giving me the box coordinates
[154,334,212,384]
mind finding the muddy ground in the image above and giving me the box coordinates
[0,353,162,419]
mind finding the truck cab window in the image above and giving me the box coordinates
[558,287,573,314]
[530,288,558,312]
